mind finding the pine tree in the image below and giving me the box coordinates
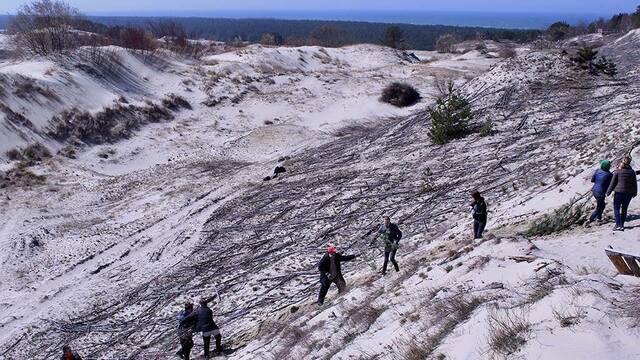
[428,82,473,145]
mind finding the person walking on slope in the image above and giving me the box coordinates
[585,160,613,226]
[60,345,83,360]
[470,191,488,239]
[607,156,638,231]
[377,216,402,275]
[176,302,197,360]
[180,298,223,359]
[317,245,357,305]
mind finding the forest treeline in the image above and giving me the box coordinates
[0,14,539,50]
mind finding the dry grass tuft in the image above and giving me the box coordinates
[487,308,531,357]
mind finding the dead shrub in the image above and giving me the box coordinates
[161,94,192,110]
[394,295,482,359]
[552,306,585,328]
[0,103,35,129]
[0,167,46,189]
[613,285,640,328]
[380,82,421,107]
[487,308,531,357]
[498,47,517,58]
[6,143,51,165]
[49,100,175,144]
[13,77,58,100]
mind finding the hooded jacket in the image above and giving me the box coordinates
[180,305,219,333]
[471,197,488,223]
[607,165,637,197]
[178,309,197,339]
[591,169,613,195]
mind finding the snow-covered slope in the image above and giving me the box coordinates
[2,36,640,360]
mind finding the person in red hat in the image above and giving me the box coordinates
[317,245,358,305]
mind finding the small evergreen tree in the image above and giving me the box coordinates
[571,46,617,77]
[428,82,473,145]
[574,46,598,64]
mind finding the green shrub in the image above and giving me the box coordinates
[428,82,472,145]
[526,199,585,236]
[479,121,494,137]
[571,47,617,77]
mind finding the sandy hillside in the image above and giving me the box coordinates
[1,32,640,360]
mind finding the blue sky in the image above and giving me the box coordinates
[0,0,637,15]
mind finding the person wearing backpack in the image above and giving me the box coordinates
[471,191,488,239]
[377,216,402,275]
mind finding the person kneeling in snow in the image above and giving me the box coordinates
[180,298,223,359]
[60,345,83,360]
[317,245,357,305]
[470,191,488,239]
[377,216,402,275]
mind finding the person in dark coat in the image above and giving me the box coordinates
[377,216,402,275]
[60,345,82,360]
[317,246,357,305]
[470,191,488,239]
[180,298,222,359]
[177,302,196,360]
[586,160,613,225]
[607,156,638,231]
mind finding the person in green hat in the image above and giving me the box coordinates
[586,160,613,225]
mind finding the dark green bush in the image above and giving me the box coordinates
[428,82,472,145]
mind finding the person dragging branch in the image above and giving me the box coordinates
[376,216,402,275]
[317,245,358,305]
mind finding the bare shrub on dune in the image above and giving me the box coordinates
[49,99,178,144]
[380,82,421,107]
[487,307,532,358]
[8,0,83,56]
[613,285,640,328]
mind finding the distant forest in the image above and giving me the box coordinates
[0,15,540,50]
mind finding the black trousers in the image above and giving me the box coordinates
[382,249,399,273]
[179,337,194,360]
[589,191,606,222]
[203,334,223,356]
[473,220,486,239]
[318,274,346,305]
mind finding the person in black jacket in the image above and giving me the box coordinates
[177,302,196,360]
[180,298,222,359]
[470,191,488,239]
[60,345,83,360]
[607,156,638,231]
[317,246,357,305]
[377,216,402,275]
